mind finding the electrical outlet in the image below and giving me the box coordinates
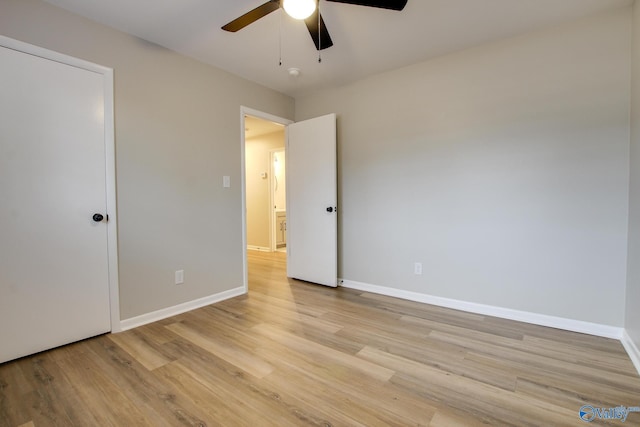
[175,269,184,285]
[414,262,422,275]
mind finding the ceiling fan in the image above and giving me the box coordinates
[221,0,408,51]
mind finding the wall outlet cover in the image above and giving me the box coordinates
[175,269,184,285]
[414,262,423,275]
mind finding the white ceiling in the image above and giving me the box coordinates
[42,0,632,97]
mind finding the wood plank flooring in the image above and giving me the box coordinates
[1,250,639,426]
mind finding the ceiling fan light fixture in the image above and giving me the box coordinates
[283,0,316,20]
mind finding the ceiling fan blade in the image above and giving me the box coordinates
[304,10,334,51]
[325,0,407,11]
[222,1,280,32]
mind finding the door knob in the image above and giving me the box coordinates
[326,207,334,213]
[92,213,104,222]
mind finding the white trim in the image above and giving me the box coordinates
[269,149,277,252]
[339,279,624,339]
[0,35,108,74]
[0,35,121,334]
[269,148,287,252]
[119,287,246,331]
[622,330,640,376]
[103,63,120,333]
[240,107,293,294]
[269,149,275,252]
[247,245,271,252]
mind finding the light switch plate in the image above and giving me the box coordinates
[223,176,230,188]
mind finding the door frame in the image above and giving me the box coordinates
[269,148,286,252]
[240,106,293,292]
[0,35,121,332]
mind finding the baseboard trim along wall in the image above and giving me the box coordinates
[622,330,640,376]
[119,286,246,331]
[247,245,271,252]
[339,279,624,340]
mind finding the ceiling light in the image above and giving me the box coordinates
[283,0,316,20]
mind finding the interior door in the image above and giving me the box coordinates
[0,43,112,363]
[287,114,337,287]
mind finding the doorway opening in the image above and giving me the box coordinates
[240,107,293,291]
[244,116,286,253]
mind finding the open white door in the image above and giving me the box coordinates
[287,114,337,287]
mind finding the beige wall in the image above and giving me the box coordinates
[0,0,294,320]
[246,130,285,249]
[296,7,632,326]
[626,0,640,350]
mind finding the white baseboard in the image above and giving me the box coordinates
[622,330,640,376]
[339,279,623,340]
[118,286,246,331]
[247,245,271,252]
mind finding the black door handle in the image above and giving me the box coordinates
[326,207,334,213]
[92,213,104,222]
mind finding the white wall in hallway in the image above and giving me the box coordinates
[246,131,285,249]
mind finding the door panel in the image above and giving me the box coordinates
[287,114,337,287]
[0,45,111,363]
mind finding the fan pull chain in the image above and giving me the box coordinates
[317,0,322,63]
[279,9,283,66]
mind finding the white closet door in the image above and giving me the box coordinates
[0,43,112,363]
[287,114,337,287]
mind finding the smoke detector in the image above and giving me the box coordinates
[288,67,301,78]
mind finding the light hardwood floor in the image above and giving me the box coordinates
[1,250,639,426]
